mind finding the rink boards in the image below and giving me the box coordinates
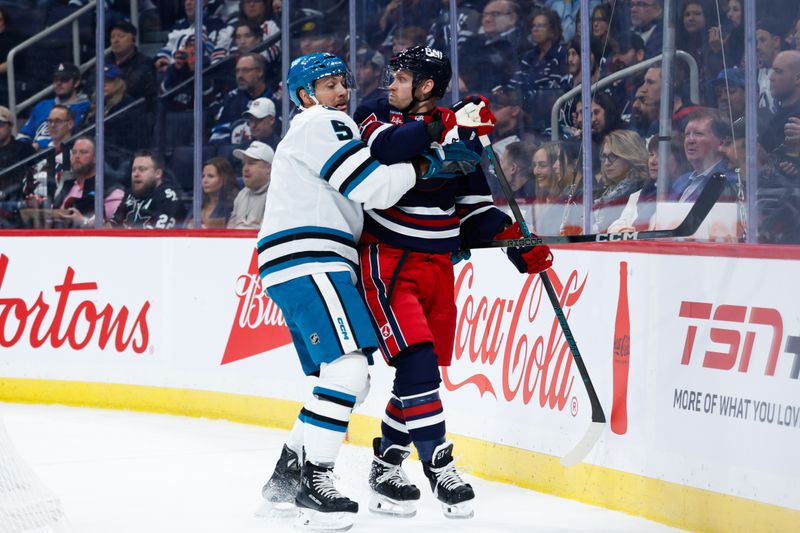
[0,231,798,532]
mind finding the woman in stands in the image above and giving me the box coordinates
[593,129,650,232]
[531,141,576,235]
[197,156,239,228]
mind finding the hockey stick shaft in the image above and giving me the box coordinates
[471,172,726,249]
[480,135,606,428]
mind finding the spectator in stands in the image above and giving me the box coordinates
[791,17,800,51]
[531,140,572,234]
[107,20,157,106]
[161,35,217,112]
[242,96,279,148]
[513,8,568,133]
[499,140,536,200]
[0,106,34,228]
[545,0,601,44]
[593,129,649,231]
[375,0,440,49]
[79,65,135,132]
[670,109,737,201]
[489,84,526,159]
[756,18,785,112]
[390,25,427,55]
[590,3,612,45]
[630,84,655,134]
[426,0,482,52]
[227,140,272,229]
[19,105,74,226]
[713,67,746,122]
[607,132,691,233]
[706,0,745,77]
[296,20,340,57]
[195,156,239,228]
[459,0,524,97]
[762,50,800,154]
[155,0,232,72]
[110,150,186,229]
[210,53,272,144]
[235,0,280,66]
[17,63,89,150]
[573,91,623,168]
[637,65,701,137]
[565,35,602,90]
[630,0,663,59]
[231,19,262,55]
[53,136,126,228]
[607,31,645,117]
[675,1,711,78]
[355,47,385,110]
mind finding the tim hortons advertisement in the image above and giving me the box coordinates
[0,236,797,511]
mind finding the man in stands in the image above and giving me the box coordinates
[0,106,35,228]
[23,105,75,210]
[762,50,800,154]
[17,63,89,151]
[107,20,157,106]
[210,53,274,144]
[488,84,525,159]
[670,109,737,201]
[756,18,785,112]
[54,136,126,228]
[355,47,385,110]
[630,0,663,59]
[155,0,231,72]
[713,68,747,122]
[110,150,186,229]
[241,97,279,149]
[227,140,272,229]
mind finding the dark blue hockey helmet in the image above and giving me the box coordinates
[287,52,351,107]
[386,46,452,99]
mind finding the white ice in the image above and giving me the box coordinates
[1,402,686,533]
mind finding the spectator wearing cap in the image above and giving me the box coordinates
[106,20,157,107]
[713,68,746,122]
[355,47,385,110]
[210,53,273,144]
[607,31,645,117]
[296,19,340,57]
[459,0,525,97]
[757,18,786,112]
[0,106,35,227]
[489,84,525,160]
[228,140,272,229]
[17,62,89,150]
[242,96,279,149]
[630,0,663,60]
[545,0,600,44]
[161,34,219,113]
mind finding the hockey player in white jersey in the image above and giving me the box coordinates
[255,52,475,531]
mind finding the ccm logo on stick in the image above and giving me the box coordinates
[678,301,800,379]
[595,232,638,241]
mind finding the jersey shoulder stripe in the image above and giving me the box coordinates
[258,225,355,251]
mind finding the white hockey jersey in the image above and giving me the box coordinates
[257,105,417,289]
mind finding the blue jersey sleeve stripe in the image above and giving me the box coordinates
[340,158,381,198]
[320,139,363,181]
[258,226,355,248]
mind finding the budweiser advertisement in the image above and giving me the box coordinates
[0,236,797,512]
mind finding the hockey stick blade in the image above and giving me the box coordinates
[472,172,727,248]
[560,422,604,467]
[479,134,605,467]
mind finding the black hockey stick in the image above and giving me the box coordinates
[471,172,726,249]
[479,135,605,467]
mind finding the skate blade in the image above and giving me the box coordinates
[294,508,356,531]
[441,500,474,519]
[368,493,417,518]
[254,499,298,519]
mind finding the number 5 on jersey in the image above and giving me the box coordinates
[330,120,353,140]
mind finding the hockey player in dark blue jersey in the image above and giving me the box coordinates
[354,46,554,519]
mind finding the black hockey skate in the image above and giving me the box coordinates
[368,437,420,517]
[295,461,358,531]
[255,444,301,518]
[422,441,475,519]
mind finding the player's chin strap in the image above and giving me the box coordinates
[478,134,606,468]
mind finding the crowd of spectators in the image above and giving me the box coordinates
[0,0,797,243]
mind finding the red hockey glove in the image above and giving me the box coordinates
[495,222,553,274]
[426,107,458,144]
[451,95,496,137]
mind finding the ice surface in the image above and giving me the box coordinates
[0,403,686,533]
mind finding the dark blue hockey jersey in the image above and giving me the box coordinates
[353,98,509,253]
